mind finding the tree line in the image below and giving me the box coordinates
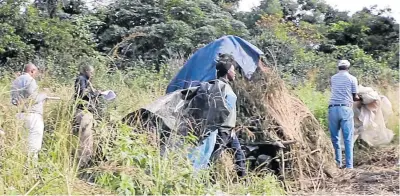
[0,0,398,86]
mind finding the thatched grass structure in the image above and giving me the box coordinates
[233,63,336,190]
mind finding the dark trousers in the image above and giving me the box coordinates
[212,131,246,177]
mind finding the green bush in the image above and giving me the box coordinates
[294,81,330,130]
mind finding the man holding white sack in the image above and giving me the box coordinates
[328,60,361,169]
[11,63,48,161]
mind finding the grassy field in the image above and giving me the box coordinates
[0,71,284,195]
[0,68,398,195]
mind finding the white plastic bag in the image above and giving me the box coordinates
[101,90,117,101]
[359,104,394,146]
[340,87,394,148]
[358,85,380,105]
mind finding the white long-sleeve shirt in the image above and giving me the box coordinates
[11,73,47,115]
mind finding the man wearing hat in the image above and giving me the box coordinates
[328,60,361,169]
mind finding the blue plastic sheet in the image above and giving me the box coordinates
[166,35,264,93]
[188,130,218,171]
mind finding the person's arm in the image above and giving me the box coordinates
[26,79,38,98]
[329,77,332,88]
[87,80,102,96]
[11,79,21,105]
[75,76,98,99]
[75,76,86,98]
[26,79,47,104]
[221,91,237,130]
[352,77,361,101]
[225,94,236,112]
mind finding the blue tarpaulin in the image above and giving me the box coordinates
[188,130,218,171]
[166,35,264,93]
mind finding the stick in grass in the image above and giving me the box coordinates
[46,96,61,100]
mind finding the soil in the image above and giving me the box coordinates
[293,145,400,195]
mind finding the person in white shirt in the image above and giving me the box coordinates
[11,63,48,161]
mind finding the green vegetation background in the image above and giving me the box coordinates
[0,0,398,194]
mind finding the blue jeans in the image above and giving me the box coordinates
[328,106,354,168]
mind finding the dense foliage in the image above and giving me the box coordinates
[0,0,398,84]
[0,0,398,194]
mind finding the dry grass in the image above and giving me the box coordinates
[0,71,285,195]
[72,180,115,195]
[354,145,399,168]
[232,65,336,192]
[294,146,400,195]
[375,84,400,137]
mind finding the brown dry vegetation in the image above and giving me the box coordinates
[294,146,399,195]
[0,68,398,195]
[292,83,400,195]
[233,66,337,192]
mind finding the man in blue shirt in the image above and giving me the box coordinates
[328,60,361,169]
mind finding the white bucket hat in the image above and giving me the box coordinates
[337,60,351,67]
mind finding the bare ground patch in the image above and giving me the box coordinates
[292,145,399,195]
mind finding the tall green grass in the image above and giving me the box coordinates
[294,82,330,130]
[0,69,284,195]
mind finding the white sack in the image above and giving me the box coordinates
[358,85,380,105]
[340,87,394,149]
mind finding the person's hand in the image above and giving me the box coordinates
[43,88,51,94]
[353,100,362,109]
[94,90,103,96]
[12,98,20,106]
[37,93,48,103]
[14,72,21,78]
